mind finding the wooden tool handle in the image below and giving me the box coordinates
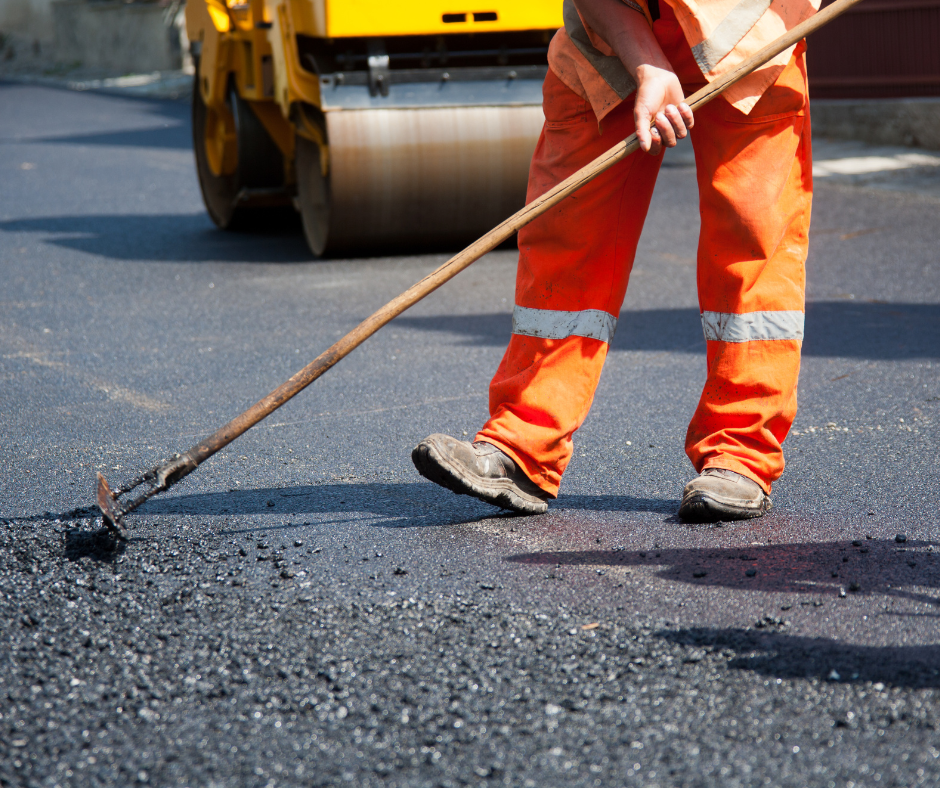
[184,0,865,467]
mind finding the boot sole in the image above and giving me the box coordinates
[678,491,772,523]
[412,440,548,515]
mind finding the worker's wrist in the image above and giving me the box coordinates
[633,61,677,86]
[600,3,673,81]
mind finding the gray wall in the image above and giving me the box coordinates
[812,99,940,151]
[1,0,56,40]
[52,1,182,73]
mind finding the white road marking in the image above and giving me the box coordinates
[814,152,940,177]
[2,347,169,413]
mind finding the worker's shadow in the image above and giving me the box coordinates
[138,481,514,529]
[509,538,940,688]
[660,627,940,689]
[137,481,674,529]
[506,538,940,607]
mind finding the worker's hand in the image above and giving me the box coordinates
[572,0,693,155]
[572,0,694,154]
[633,64,694,156]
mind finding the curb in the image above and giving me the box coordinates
[4,70,193,101]
[811,98,940,151]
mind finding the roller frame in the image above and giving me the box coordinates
[187,0,561,255]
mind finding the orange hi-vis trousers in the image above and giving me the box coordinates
[476,8,813,498]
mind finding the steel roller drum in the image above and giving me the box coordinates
[301,73,546,253]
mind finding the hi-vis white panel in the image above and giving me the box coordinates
[691,0,773,73]
[512,306,617,344]
[701,310,804,342]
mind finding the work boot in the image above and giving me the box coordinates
[412,434,550,515]
[678,467,772,523]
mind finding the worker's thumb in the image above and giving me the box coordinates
[634,104,653,152]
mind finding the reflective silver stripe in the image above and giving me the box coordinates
[701,310,804,342]
[691,0,772,73]
[512,306,617,344]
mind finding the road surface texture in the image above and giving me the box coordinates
[1,81,939,787]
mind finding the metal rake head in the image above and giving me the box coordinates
[96,472,127,539]
[95,453,197,540]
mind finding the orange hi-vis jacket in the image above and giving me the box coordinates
[549,0,821,120]
[475,0,815,496]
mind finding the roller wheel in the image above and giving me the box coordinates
[295,135,331,257]
[192,67,285,230]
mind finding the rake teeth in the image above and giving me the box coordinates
[96,472,128,540]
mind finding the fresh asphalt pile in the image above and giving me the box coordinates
[2,513,939,787]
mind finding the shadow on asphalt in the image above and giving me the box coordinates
[0,84,192,147]
[63,527,125,563]
[129,482,677,525]
[394,302,940,359]
[2,486,674,547]
[0,213,312,263]
[134,482,504,528]
[29,124,193,150]
[506,540,940,606]
[0,213,517,261]
[661,627,940,689]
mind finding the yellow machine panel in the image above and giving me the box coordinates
[324,1,562,38]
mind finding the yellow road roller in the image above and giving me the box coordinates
[185,0,562,256]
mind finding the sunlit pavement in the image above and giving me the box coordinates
[1,81,938,787]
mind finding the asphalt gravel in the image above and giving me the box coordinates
[1,81,939,787]
[3,519,939,788]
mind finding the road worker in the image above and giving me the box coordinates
[413,0,819,522]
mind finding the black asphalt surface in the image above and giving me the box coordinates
[1,82,939,787]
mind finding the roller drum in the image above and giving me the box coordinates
[299,104,544,254]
